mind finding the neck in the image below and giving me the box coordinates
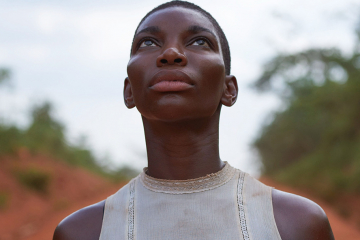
[142,111,224,180]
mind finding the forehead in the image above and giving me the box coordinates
[137,7,217,37]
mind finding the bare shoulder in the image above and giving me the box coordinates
[53,200,105,240]
[272,189,334,240]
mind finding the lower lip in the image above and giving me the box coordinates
[150,81,192,92]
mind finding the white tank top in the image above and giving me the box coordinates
[99,162,282,240]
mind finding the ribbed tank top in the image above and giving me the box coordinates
[99,162,282,240]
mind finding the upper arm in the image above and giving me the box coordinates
[53,200,105,240]
[272,189,334,240]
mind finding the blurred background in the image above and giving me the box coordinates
[1,0,360,239]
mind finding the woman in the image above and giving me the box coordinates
[53,1,334,239]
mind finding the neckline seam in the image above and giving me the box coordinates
[139,162,237,194]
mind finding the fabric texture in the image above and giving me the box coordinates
[99,162,282,240]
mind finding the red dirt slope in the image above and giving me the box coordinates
[0,151,122,240]
[1,152,359,240]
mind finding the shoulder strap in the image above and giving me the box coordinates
[99,178,136,240]
[241,173,282,240]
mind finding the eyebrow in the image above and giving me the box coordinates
[187,25,216,38]
[135,26,161,37]
[135,25,217,39]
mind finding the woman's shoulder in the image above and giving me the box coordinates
[272,189,334,240]
[53,200,105,240]
[52,181,133,240]
[241,172,334,239]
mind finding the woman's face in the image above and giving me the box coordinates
[126,7,231,122]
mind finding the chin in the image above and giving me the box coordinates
[144,109,193,122]
[140,105,220,123]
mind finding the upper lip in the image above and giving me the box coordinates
[149,70,193,87]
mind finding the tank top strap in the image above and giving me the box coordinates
[242,173,282,240]
[100,178,137,240]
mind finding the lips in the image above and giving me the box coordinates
[149,70,194,92]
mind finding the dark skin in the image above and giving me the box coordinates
[53,7,334,240]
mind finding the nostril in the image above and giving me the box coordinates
[160,59,167,64]
[174,58,182,63]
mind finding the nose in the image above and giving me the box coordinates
[156,47,188,67]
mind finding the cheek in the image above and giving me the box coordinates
[127,56,146,83]
[187,54,226,116]
[196,55,225,97]
[127,56,150,106]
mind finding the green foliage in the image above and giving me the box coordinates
[24,102,67,157]
[0,94,138,180]
[14,167,52,194]
[0,125,24,155]
[110,166,139,182]
[0,66,139,182]
[253,23,360,200]
[0,68,10,86]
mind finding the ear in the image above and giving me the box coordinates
[123,77,136,109]
[221,75,238,107]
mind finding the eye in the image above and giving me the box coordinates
[139,39,157,48]
[191,39,210,47]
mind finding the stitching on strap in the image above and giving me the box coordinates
[128,180,135,240]
[237,171,250,240]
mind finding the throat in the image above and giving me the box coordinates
[142,116,223,180]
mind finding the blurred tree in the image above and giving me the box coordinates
[110,165,139,182]
[25,102,67,157]
[0,125,23,155]
[0,68,10,86]
[253,21,360,200]
[0,67,138,180]
[23,102,106,174]
[0,99,138,180]
[0,68,20,155]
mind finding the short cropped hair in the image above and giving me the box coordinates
[132,0,231,75]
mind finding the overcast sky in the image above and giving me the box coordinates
[0,0,359,176]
